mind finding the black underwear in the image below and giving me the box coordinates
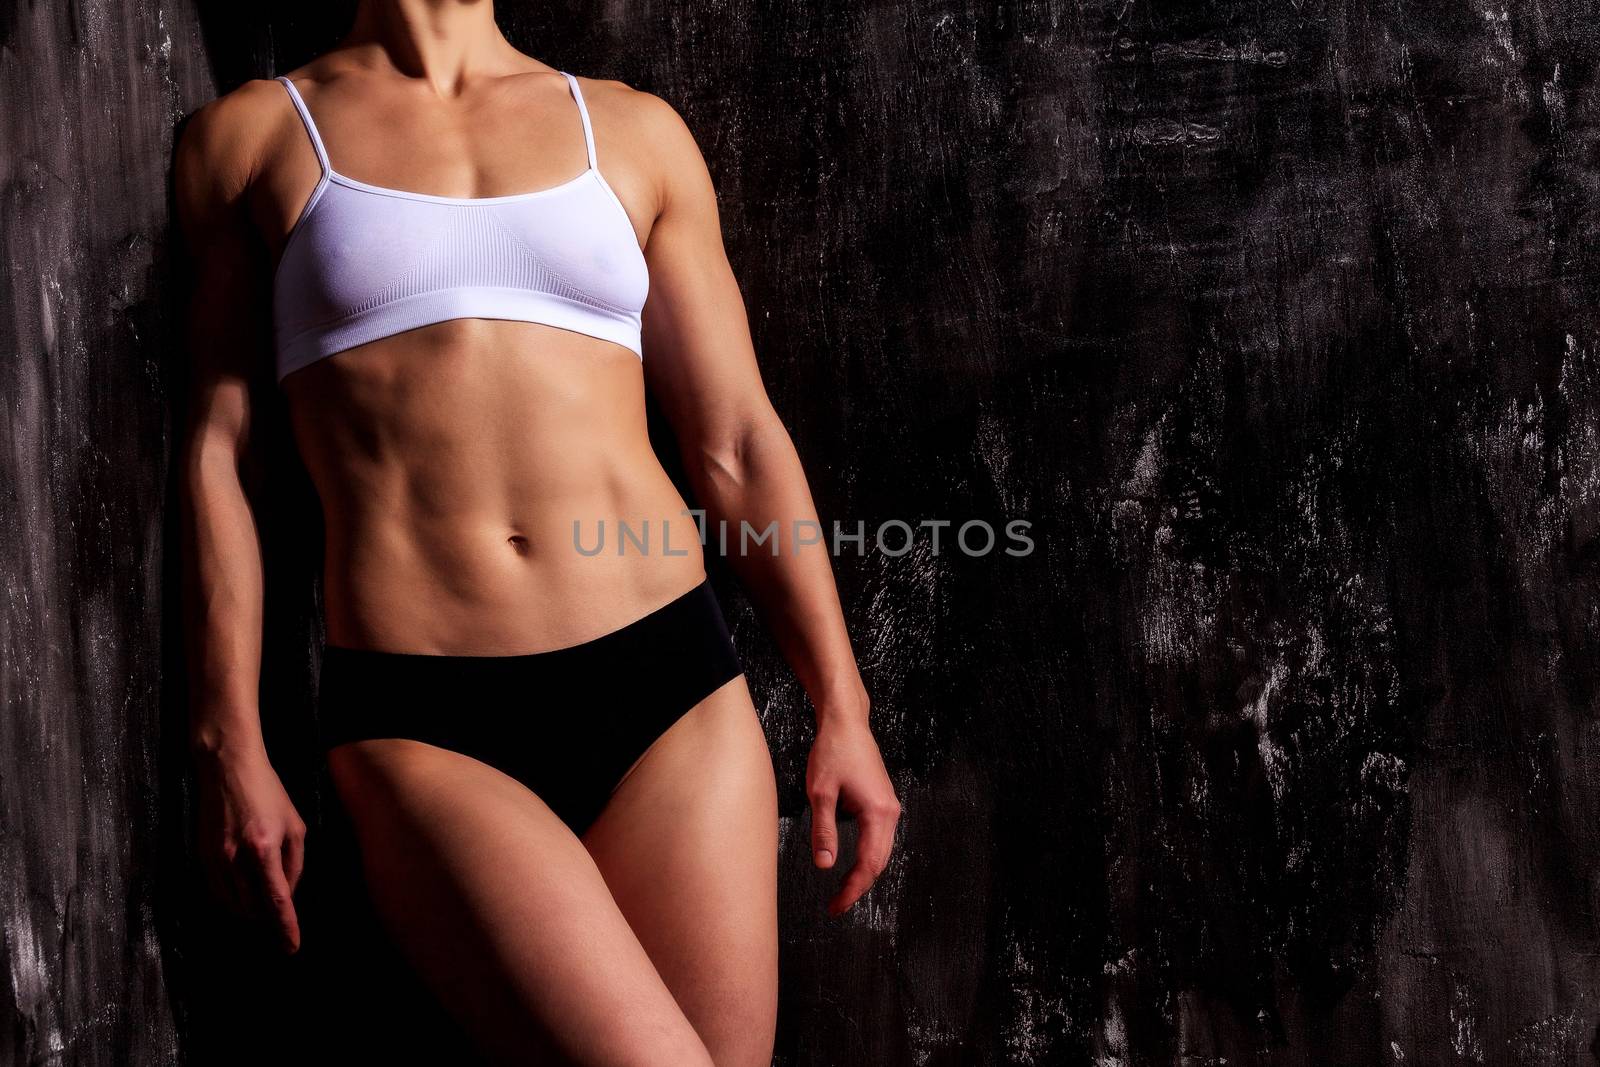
[316,579,744,837]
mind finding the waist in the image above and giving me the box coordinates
[320,578,735,668]
[319,488,710,654]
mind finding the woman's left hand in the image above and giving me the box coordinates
[806,711,901,915]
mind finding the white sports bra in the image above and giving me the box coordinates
[271,72,650,384]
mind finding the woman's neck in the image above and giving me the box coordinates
[342,0,520,94]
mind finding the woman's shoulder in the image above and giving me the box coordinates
[186,75,296,135]
[175,77,299,204]
[569,73,707,166]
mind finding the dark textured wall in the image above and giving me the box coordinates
[6,0,1600,1063]
[2,2,203,1062]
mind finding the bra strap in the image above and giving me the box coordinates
[277,76,331,175]
[561,72,599,171]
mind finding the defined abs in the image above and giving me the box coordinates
[320,472,709,655]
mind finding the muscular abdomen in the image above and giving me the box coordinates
[283,317,706,654]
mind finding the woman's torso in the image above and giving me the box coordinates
[257,60,705,654]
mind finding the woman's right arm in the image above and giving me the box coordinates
[173,84,307,954]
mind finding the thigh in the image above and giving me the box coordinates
[327,739,715,1067]
[581,675,780,1067]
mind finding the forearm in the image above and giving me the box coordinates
[685,416,868,725]
[181,442,267,757]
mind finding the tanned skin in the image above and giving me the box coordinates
[175,2,899,1062]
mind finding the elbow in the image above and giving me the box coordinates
[182,422,258,514]
[690,409,790,497]
[182,427,241,489]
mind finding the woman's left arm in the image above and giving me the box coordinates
[623,84,900,916]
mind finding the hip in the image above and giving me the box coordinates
[315,578,747,835]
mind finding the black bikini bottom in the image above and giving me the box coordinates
[316,579,744,837]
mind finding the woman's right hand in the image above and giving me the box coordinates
[194,740,308,953]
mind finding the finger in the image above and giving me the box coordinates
[282,827,306,894]
[251,843,302,954]
[828,804,899,916]
[808,784,839,868]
